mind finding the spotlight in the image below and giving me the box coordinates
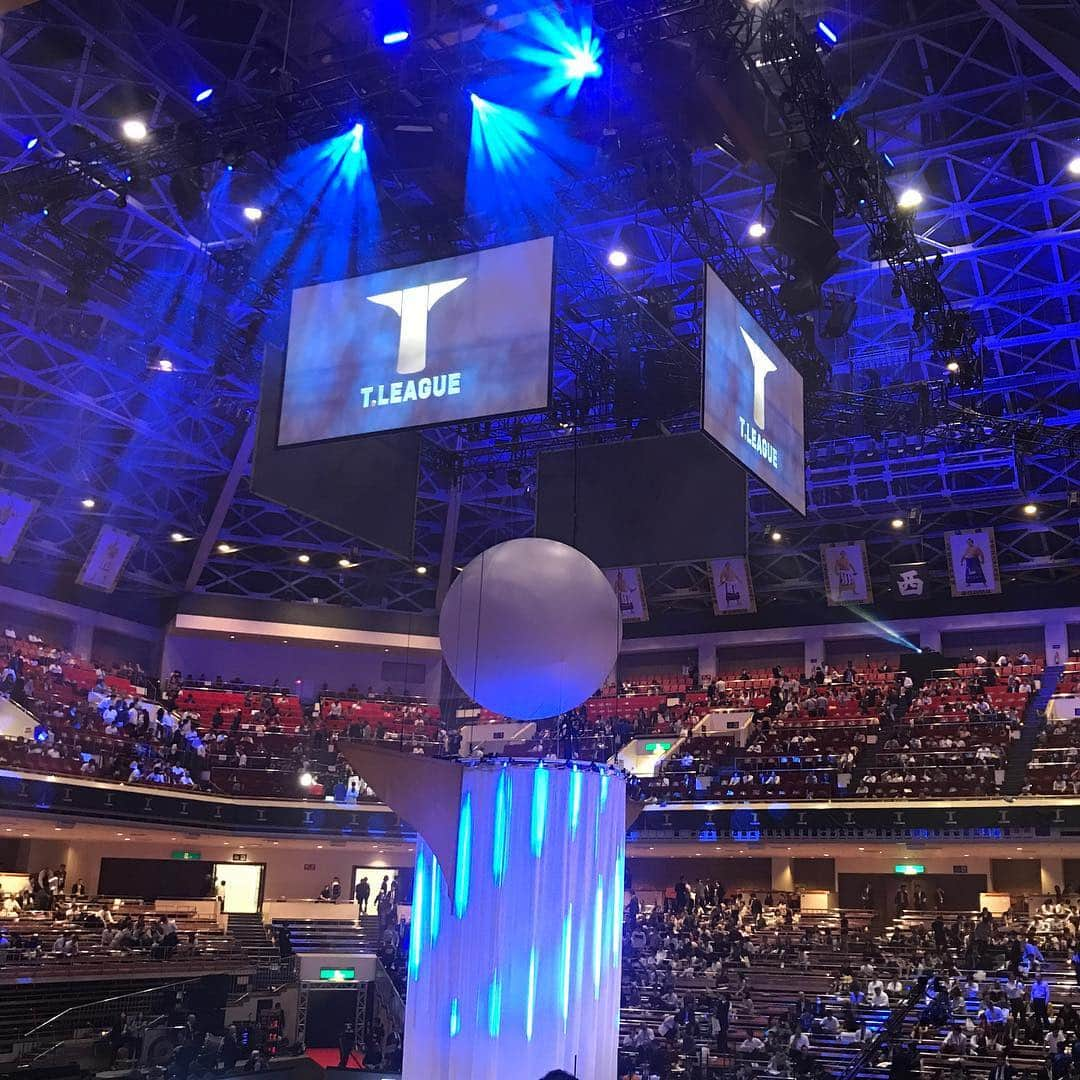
[338,558,357,569]
[194,88,214,103]
[80,498,96,509]
[170,532,188,542]
[416,565,427,575]
[217,543,237,554]
[770,530,782,542]
[350,123,364,153]
[1022,503,1038,516]
[563,43,601,81]
[816,20,838,44]
[945,360,960,373]
[299,772,314,788]
[297,554,311,564]
[382,29,410,45]
[154,357,173,372]
[748,222,767,239]
[121,118,148,142]
[897,187,923,210]
[1068,156,1080,177]
[242,206,263,222]
[890,518,905,529]
[607,249,628,268]
[25,136,38,151]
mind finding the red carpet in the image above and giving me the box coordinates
[305,1048,365,1069]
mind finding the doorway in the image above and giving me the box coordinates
[212,862,265,914]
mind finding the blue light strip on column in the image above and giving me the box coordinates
[569,767,583,835]
[531,765,549,858]
[600,770,609,809]
[493,769,512,884]
[408,848,426,980]
[455,792,472,917]
[449,998,461,1038]
[488,970,502,1037]
[593,875,604,999]
[561,903,573,1030]
[429,858,442,946]
[611,845,624,967]
[526,947,538,1041]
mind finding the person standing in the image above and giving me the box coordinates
[355,877,370,919]
[330,876,342,903]
[1031,973,1051,1028]
[337,1023,355,1069]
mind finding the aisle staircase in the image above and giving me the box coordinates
[1004,665,1063,795]
[226,913,278,966]
[271,916,384,953]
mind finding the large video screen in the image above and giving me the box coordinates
[277,236,554,445]
[702,266,806,515]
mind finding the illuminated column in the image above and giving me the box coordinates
[402,761,625,1080]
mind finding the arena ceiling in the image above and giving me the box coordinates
[0,0,1076,628]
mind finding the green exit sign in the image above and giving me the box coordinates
[645,741,673,754]
[320,968,356,982]
[895,864,925,875]
[171,850,202,861]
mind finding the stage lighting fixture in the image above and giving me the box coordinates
[945,360,960,373]
[1068,156,1080,177]
[563,42,601,81]
[121,118,148,141]
[770,530,782,542]
[217,542,237,554]
[1022,503,1038,516]
[822,294,857,339]
[416,565,428,575]
[891,518,905,529]
[383,30,410,45]
[338,558,357,568]
[242,206,263,222]
[817,20,838,44]
[297,553,311,563]
[156,357,173,372]
[607,248,628,268]
[194,87,214,103]
[299,772,314,787]
[350,123,364,153]
[908,507,923,527]
[169,173,205,222]
[170,532,188,542]
[748,221,766,238]
[24,136,38,150]
[897,187,923,210]
[80,498,96,509]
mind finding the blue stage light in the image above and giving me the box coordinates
[25,136,38,150]
[487,971,502,1038]
[350,122,364,153]
[513,10,603,108]
[817,20,838,44]
[569,767,583,834]
[530,764,549,857]
[526,947,538,1040]
[560,904,573,1028]
[194,87,214,103]
[592,875,604,998]
[383,29,409,44]
[454,792,472,917]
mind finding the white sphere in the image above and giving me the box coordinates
[439,538,622,721]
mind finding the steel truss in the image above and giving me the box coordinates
[0,0,1075,617]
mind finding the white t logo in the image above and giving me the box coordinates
[739,326,777,430]
[367,278,467,375]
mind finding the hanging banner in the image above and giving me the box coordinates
[945,527,1001,597]
[709,557,757,615]
[76,525,138,593]
[821,540,873,606]
[889,561,934,600]
[0,489,37,563]
[604,567,649,623]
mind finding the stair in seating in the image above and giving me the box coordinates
[227,912,279,966]
[1004,666,1062,795]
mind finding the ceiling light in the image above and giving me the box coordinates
[81,497,96,509]
[945,360,960,373]
[121,118,148,142]
[416,565,427,575]
[1022,503,1038,516]
[217,542,236,554]
[155,358,174,372]
[242,206,263,222]
[338,558,357,568]
[770,530,782,542]
[25,136,39,151]
[1068,156,1080,177]
[299,772,313,787]
[382,29,409,45]
[170,531,188,542]
[194,88,214,103]
[297,553,311,564]
[816,20,838,44]
[890,518,905,529]
[607,249,628,268]
[748,222,767,239]
[897,188,923,210]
